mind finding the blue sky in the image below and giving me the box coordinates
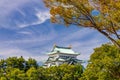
[0,0,109,62]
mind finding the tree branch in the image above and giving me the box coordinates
[110,21,120,39]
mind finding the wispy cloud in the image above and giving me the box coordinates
[17,31,32,35]
[0,0,44,17]
[0,47,48,62]
[62,28,95,41]
[0,48,30,58]
[19,11,50,28]
[36,11,50,24]
[0,0,47,29]
[0,0,30,17]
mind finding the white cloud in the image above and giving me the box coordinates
[0,0,30,17]
[36,11,50,23]
[0,0,43,16]
[0,48,48,62]
[0,0,47,29]
[72,40,102,60]
[17,9,26,17]
[0,48,31,58]
[17,31,32,35]
[63,28,95,41]
[32,55,48,62]
[19,11,50,28]
[2,37,53,45]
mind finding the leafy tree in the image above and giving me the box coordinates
[80,44,120,80]
[60,64,83,80]
[25,58,38,71]
[6,57,19,68]
[42,64,83,80]
[0,77,7,80]
[0,56,83,80]
[5,56,26,71]
[44,66,62,80]
[0,59,5,69]
[44,0,120,48]
[6,68,26,80]
[17,56,25,70]
[37,67,46,80]
[0,57,39,79]
[0,59,6,77]
[26,67,39,80]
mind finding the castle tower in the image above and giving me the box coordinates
[43,45,82,68]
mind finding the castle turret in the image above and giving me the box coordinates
[43,45,82,68]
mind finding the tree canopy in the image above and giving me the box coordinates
[80,44,120,80]
[0,57,83,80]
[44,0,120,48]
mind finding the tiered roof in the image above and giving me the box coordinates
[47,45,80,55]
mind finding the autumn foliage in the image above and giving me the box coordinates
[44,0,120,48]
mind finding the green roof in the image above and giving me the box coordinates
[47,46,80,55]
[58,58,66,61]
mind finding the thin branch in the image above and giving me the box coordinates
[97,29,120,48]
[110,21,120,39]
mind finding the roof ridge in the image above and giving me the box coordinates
[55,46,71,49]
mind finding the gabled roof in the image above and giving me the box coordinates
[47,45,80,55]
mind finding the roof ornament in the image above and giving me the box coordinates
[69,45,72,49]
[54,43,57,48]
